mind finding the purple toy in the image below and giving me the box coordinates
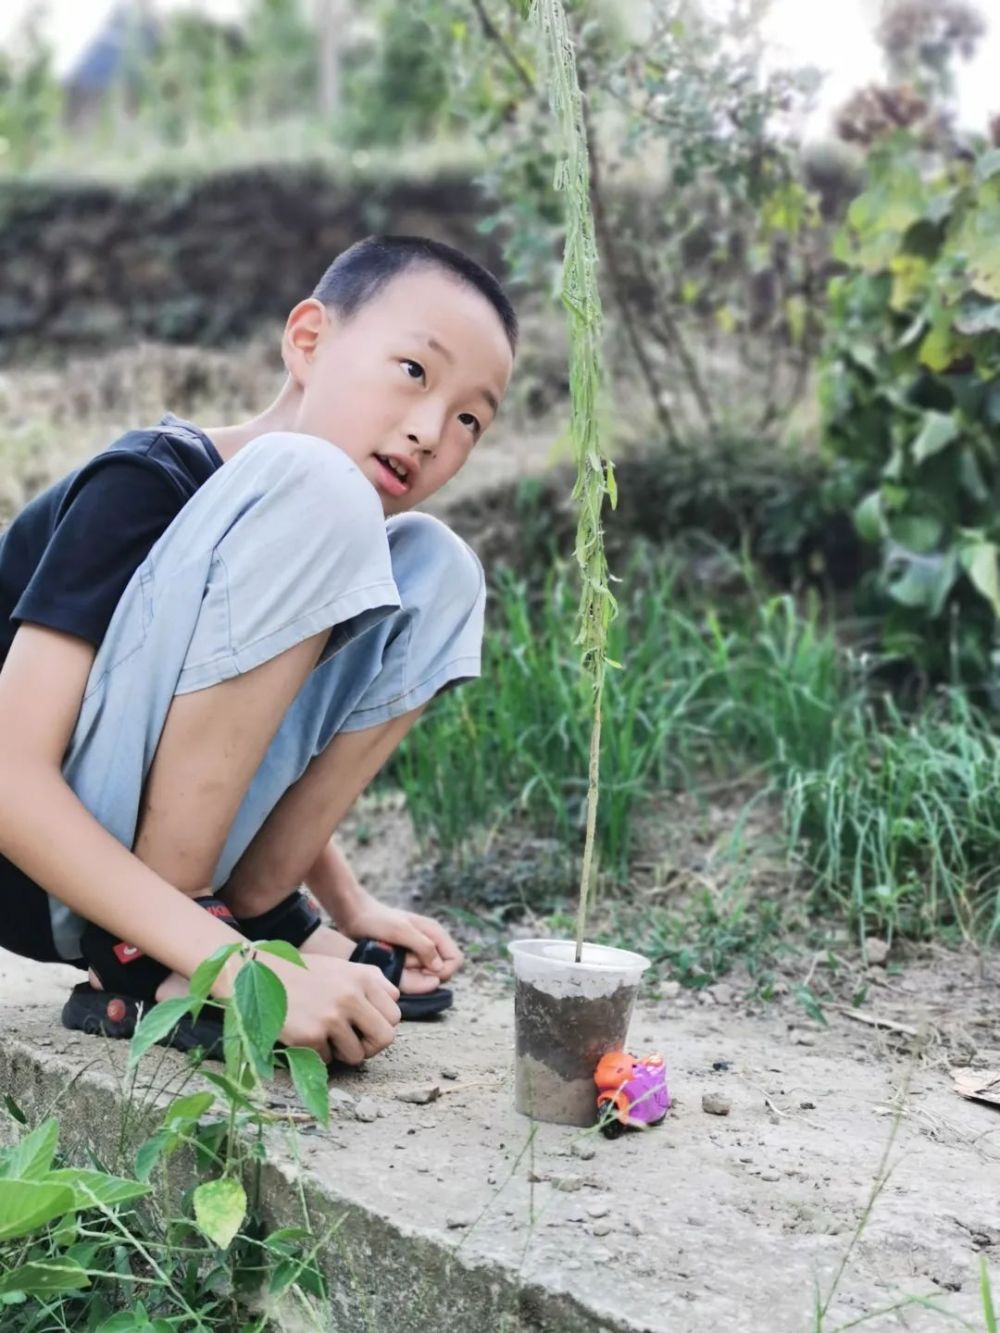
[595,1051,670,1137]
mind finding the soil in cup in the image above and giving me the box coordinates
[514,975,638,1126]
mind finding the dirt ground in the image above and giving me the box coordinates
[3,801,999,1331]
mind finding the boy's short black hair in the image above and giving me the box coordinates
[312,235,518,352]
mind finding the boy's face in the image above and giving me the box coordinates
[284,267,514,516]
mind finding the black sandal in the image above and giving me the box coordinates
[61,894,235,1057]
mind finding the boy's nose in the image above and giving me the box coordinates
[406,431,438,456]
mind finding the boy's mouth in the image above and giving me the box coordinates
[373,453,414,498]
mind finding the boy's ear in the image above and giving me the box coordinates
[282,299,332,384]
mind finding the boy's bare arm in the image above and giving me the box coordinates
[0,626,400,1062]
[0,626,248,987]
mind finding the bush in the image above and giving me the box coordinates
[820,134,1000,683]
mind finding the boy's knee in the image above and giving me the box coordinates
[388,513,485,618]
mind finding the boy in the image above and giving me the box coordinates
[0,235,516,1068]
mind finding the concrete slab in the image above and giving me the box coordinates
[1,946,998,1332]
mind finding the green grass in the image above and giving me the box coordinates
[392,547,1000,943]
[787,690,1000,943]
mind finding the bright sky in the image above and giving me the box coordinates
[1,0,997,137]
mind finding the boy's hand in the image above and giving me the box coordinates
[335,894,464,983]
[263,952,400,1066]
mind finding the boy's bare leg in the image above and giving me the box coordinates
[218,706,437,991]
[221,706,424,919]
[86,629,327,999]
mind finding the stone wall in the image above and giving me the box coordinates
[0,165,504,365]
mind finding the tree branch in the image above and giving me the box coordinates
[471,0,536,94]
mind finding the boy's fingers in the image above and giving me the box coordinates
[416,914,461,959]
[393,921,442,972]
[357,1011,397,1057]
[361,972,402,1026]
[331,1022,365,1067]
[415,916,464,977]
[363,965,400,1003]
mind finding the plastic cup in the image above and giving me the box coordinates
[508,938,651,1126]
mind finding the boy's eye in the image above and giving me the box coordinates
[459,412,481,436]
[401,359,425,381]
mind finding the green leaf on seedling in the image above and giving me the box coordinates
[193,1176,246,1250]
[222,990,244,1079]
[0,1179,75,1240]
[163,1090,215,1130]
[128,997,194,1069]
[187,942,242,1017]
[1,1117,58,1181]
[912,411,960,465]
[200,1068,258,1114]
[263,1226,315,1253]
[283,1048,330,1127]
[269,1258,304,1297]
[46,1169,150,1211]
[0,1259,90,1296]
[97,1301,172,1332]
[134,1131,170,1184]
[254,939,306,968]
[233,959,287,1079]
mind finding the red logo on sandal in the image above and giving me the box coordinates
[113,942,143,964]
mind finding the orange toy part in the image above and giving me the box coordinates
[594,1050,635,1090]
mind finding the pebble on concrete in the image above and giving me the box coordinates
[702,1092,732,1117]
[395,1085,441,1105]
[571,1139,597,1161]
[553,1174,583,1192]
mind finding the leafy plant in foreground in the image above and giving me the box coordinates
[0,940,332,1330]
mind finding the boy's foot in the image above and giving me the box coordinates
[301,925,453,1020]
[300,924,441,993]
